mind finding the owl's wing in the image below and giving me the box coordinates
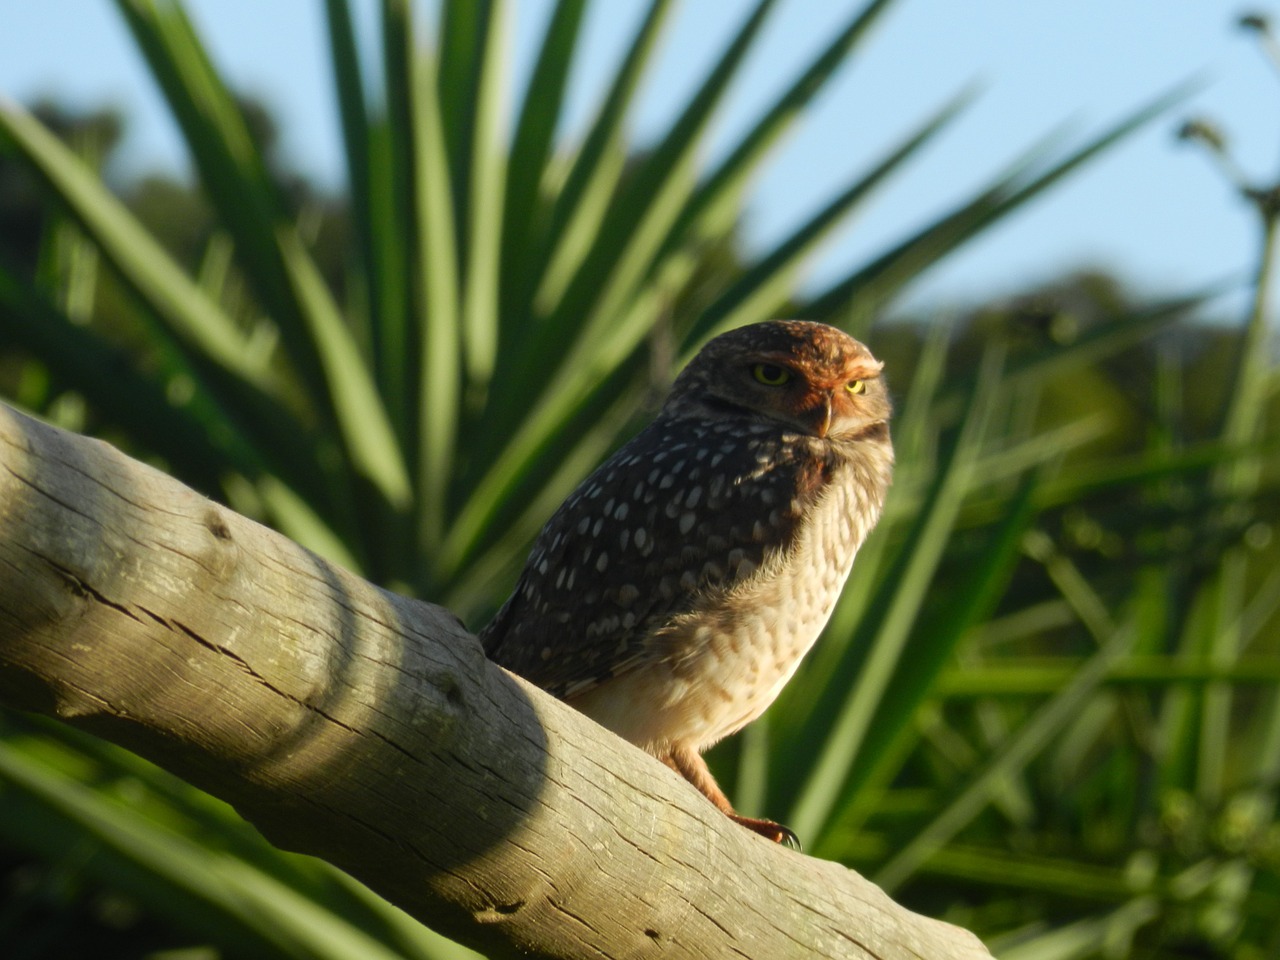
[480,416,830,699]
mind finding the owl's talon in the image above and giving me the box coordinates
[778,825,802,851]
[729,812,802,851]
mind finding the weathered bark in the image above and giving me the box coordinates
[0,401,990,960]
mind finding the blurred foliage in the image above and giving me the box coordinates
[0,1,1277,958]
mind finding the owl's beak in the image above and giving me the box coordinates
[804,393,834,438]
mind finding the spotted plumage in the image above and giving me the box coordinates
[482,319,894,844]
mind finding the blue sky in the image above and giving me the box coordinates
[1,0,1272,318]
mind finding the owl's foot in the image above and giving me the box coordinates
[728,813,802,850]
[664,744,802,850]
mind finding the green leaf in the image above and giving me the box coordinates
[113,0,326,387]
[0,101,267,387]
[277,229,412,508]
[804,81,1201,325]
[454,0,508,389]
[403,28,463,561]
[0,738,422,960]
[325,0,388,371]
[546,0,780,353]
[515,0,675,326]
[499,0,588,325]
[117,0,411,509]
[692,89,972,343]
[670,0,901,249]
[873,625,1135,892]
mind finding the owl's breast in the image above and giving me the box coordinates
[570,452,888,752]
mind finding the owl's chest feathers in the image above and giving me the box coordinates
[642,442,888,747]
[513,422,890,751]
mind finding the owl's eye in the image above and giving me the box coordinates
[752,363,791,386]
[846,380,866,395]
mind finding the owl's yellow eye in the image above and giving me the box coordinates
[752,363,791,386]
[846,380,866,395]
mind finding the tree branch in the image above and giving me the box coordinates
[0,402,990,960]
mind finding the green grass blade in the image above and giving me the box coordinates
[113,0,321,377]
[892,316,955,465]
[325,0,372,270]
[437,0,487,232]
[918,290,1206,432]
[1155,589,1213,793]
[0,262,261,486]
[1033,434,1280,512]
[670,0,900,246]
[1216,212,1276,485]
[429,0,509,396]
[405,33,463,565]
[499,0,587,325]
[519,0,675,323]
[1000,291,1207,395]
[2,243,359,536]
[46,207,99,324]
[117,0,411,509]
[992,899,1161,960]
[0,739,418,960]
[1196,203,1279,806]
[693,91,971,341]
[325,0,402,394]
[804,82,1200,325]
[371,0,418,441]
[933,656,1280,696]
[456,0,508,389]
[277,230,412,508]
[548,0,779,347]
[0,101,266,387]
[874,629,1136,893]
[2,271,363,542]
[475,0,781,498]
[7,716,483,958]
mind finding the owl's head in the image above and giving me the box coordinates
[667,320,891,440]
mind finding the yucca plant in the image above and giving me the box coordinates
[0,0,1181,612]
[3,0,1274,958]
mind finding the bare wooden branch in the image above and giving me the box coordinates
[0,401,991,960]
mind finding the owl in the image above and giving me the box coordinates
[481,320,893,844]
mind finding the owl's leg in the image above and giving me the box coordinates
[664,743,800,849]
